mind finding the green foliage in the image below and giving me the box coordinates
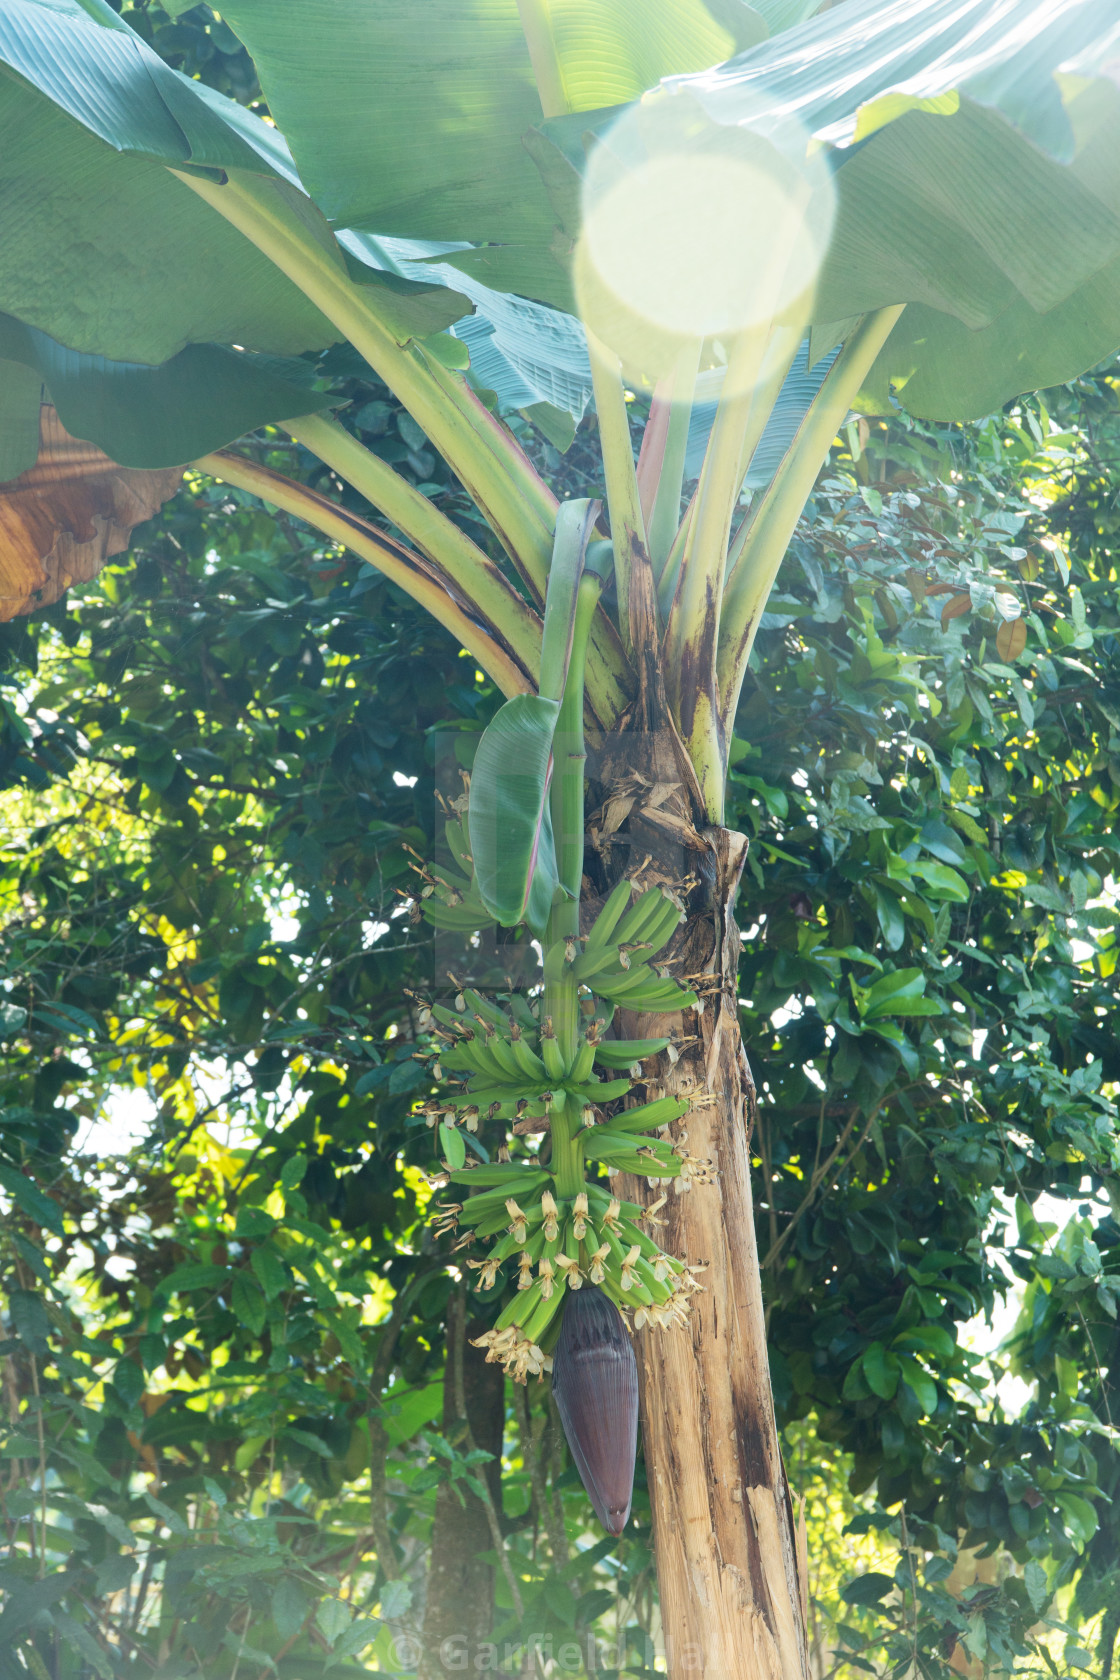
[731,374,1120,1673]
[0,448,664,1675]
[2,342,1120,1679]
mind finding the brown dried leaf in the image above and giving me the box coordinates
[995,616,1028,662]
[940,592,973,630]
[598,794,636,838]
[0,406,182,622]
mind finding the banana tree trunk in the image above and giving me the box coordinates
[590,733,808,1680]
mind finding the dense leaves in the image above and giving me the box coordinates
[1,259,1120,1676]
[737,379,1120,1674]
[2,4,1119,1675]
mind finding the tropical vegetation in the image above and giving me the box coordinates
[1,2,1120,1677]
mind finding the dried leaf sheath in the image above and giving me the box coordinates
[551,1287,638,1535]
[0,407,182,622]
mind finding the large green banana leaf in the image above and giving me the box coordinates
[467,693,562,934]
[0,316,336,475]
[3,0,1120,466]
[0,1,340,362]
[561,0,1120,416]
[209,0,754,243]
[467,499,596,930]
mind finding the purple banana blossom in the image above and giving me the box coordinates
[551,1287,638,1535]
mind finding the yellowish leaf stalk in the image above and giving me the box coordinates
[586,330,650,660]
[516,0,570,118]
[171,168,557,592]
[284,413,543,686]
[194,448,534,698]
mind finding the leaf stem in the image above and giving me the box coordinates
[544,571,601,1202]
[643,342,701,575]
[515,0,569,118]
[664,327,770,818]
[194,449,534,697]
[284,413,543,686]
[587,330,650,659]
[174,168,633,730]
[552,572,602,901]
[171,169,557,591]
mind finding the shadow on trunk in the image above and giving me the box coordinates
[584,719,810,1680]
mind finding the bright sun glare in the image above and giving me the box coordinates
[575,88,835,384]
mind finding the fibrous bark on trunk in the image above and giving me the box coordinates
[587,726,808,1680]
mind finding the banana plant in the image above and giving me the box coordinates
[4,1,1120,1675]
[417,500,705,1531]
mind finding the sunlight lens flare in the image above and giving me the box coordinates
[575,89,835,387]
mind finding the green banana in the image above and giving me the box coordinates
[597,1226,657,1306]
[484,1031,530,1085]
[598,1095,689,1134]
[584,879,633,952]
[508,994,538,1033]
[598,975,696,1011]
[540,1027,568,1083]
[444,818,473,876]
[570,1074,633,1103]
[522,1286,565,1345]
[589,963,660,1000]
[462,988,511,1032]
[570,944,628,986]
[582,1137,681,1176]
[615,1218,669,1263]
[583,1184,645,1221]
[422,899,495,933]
[457,1036,519,1085]
[567,1036,596,1086]
[471,1204,524,1238]
[614,888,673,947]
[447,1164,551,1190]
[593,1037,671,1067]
[632,1256,676,1303]
[509,1032,550,1084]
[456,1187,547,1229]
[496,1278,543,1331]
[640,897,685,958]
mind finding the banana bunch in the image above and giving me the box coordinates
[418,817,496,934]
[429,987,555,1121]
[421,874,707,1378]
[452,1173,702,1382]
[564,880,692,1014]
[427,986,690,1133]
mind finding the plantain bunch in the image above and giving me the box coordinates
[418,877,710,1381]
[415,815,496,935]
